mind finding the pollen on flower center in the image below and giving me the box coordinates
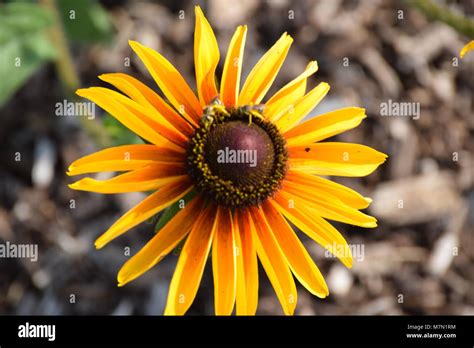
[187,100,288,208]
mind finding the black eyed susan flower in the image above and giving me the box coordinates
[68,6,387,315]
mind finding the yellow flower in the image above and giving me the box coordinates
[68,6,387,315]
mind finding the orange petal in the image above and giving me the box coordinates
[274,82,330,133]
[212,207,236,315]
[284,107,366,146]
[67,144,184,176]
[234,209,258,315]
[280,182,377,228]
[194,6,220,105]
[285,171,371,209]
[220,25,247,107]
[238,33,293,105]
[99,73,196,133]
[80,87,186,146]
[95,178,193,249]
[117,196,204,286]
[129,40,202,122]
[76,88,184,152]
[265,61,318,121]
[289,142,388,177]
[250,206,297,315]
[164,204,218,315]
[271,194,353,268]
[261,201,328,298]
[69,163,186,194]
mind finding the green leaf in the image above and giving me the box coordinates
[154,190,197,233]
[102,115,143,146]
[0,3,57,106]
[57,0,114,43]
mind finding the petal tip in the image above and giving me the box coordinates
[307,60,318,70]
[94,238,105,250]
[237,24,248,34]
[75,88,89,98]
[117,273,128,287]
[366,221,378,228]
[279,32,293,44]
[98,74,111,82]
[317,290,329,299]
[378,153,389,163]
[356,107,367,116]
[128,40,141,50]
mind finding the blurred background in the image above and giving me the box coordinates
[0,0,473,315]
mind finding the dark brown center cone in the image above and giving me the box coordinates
[205,121,275,187]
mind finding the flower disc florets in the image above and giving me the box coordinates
[187,99,288,208]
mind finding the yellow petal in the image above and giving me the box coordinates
[99,73,196,133]
[271,194,353,268]
[284,107,366,146]
[67,144,183,176]
[69,163,186,194]
[460,40,474,58]
[285,170,371,209]
[265,61,318,121]
[212,207,236,315]
[274,82,330,133]
[235,209,258,315]
[250,207,297,315]
[280,182,377,228]
[238,33,293,105]
[289,142,388,177]
[129,40,202,122]
[76,88,184,152]
[261,200,328,298]
[95,178,192,249]
[117,196,204,286]
[165,204,218,315]
[220,25,247,107]
[83,86,186,146]
[194,6,220,105]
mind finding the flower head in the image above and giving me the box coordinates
[68,6,387,315]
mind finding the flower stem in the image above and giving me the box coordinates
[40,0,111,147]
[405,0,474,38]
